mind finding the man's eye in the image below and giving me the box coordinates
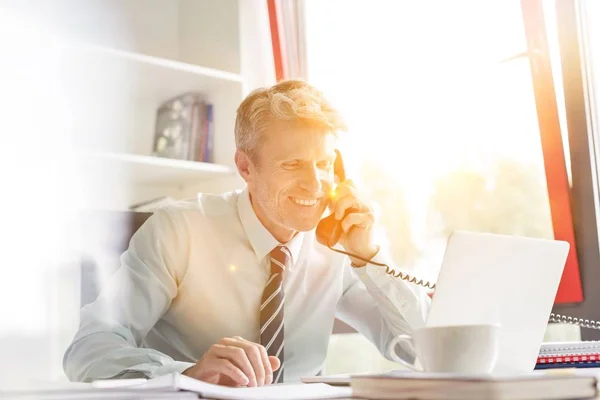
[283,162,301,169]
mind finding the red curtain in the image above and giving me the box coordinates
[267,0,287,81]
[521,0,583,303]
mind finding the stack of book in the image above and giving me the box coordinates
[349,371,598,400]
[535,340,600,369]
[152,92,214,163]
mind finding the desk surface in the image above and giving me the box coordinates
[8,371,600,400]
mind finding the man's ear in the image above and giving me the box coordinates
[235,149,252,182]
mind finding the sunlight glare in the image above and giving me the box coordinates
[305,0,538,183]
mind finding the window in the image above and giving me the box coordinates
[548,0,600,341]
[304,1,554,281]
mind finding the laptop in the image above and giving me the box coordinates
[426,231,569,375]
[302,231,570,384]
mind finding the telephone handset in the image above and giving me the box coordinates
[316,150,600,330]
[315,150,436,290]
[315,149,357,248]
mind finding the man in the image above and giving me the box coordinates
[63,79,431,386]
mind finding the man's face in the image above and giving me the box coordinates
[242,123,337,242]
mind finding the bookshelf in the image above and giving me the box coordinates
[55,0,252,211]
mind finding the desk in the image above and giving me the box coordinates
[1,380,353,400]
[9,372,600,400]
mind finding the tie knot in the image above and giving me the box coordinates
[269,245,290,274]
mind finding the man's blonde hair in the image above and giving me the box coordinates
[234,79,347,158]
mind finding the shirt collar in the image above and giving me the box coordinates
[237,187,303,265]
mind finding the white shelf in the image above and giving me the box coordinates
[84,152,236,186]
[66,41,245,103]
[91,43,244,82]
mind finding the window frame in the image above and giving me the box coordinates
[549,0,600,340]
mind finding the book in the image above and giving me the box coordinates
[152,92,204,161]
[203,103,214,163]
[534,341,600,370]
[535,352,600,370]
[539,341,600,355]
[350,371,598,400]
[535,361,600,369]
[537,353,600,364]
[188,99,206,162]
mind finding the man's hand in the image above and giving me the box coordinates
[330,180,379,266]
[182,336,281,387]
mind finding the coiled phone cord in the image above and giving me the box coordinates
[328,246,600,329]
[326,246,437,290]
[548,313,600,330]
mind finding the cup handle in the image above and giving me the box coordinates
[389,334,424,372]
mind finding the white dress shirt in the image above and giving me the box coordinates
[63,187,431,383]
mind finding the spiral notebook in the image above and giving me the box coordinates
[539,341,600,355]
[535,341,600,370]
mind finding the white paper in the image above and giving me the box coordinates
[1,387,196,400]
[133,373,352,400]
[187,381,352,400]
[90,378,148,388]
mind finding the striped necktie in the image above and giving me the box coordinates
[260,245,290,384]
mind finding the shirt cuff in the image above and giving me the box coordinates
[151,361,196,378]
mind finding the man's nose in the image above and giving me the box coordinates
[298,165,325,194]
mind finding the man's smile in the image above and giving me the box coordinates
[290,197,319,207]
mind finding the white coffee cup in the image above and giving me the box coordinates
[389,324,500,374]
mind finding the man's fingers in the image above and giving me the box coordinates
[330,180,354,209]
[229,336,267,386]
[249,341,273,385]
[212,344,257,387]
[211,359,250,387]
[334,179,356,195]
[341,212,374,233]
[334,195,360,220]
[269,355,281,371]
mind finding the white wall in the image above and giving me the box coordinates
[0,4,86,386]
[239,0,277,91]
[0,0,279,387]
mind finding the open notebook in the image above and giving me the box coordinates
[111,373,351,400]
[3,374,352,400]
